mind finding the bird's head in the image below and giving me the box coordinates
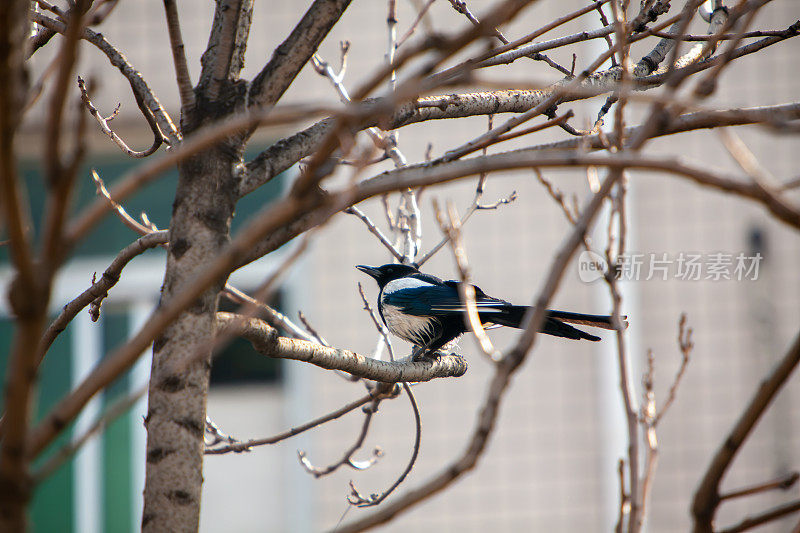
[356,263,419,288]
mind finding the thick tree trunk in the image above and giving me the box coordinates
[141,146,239,531]
[0,0,36,530]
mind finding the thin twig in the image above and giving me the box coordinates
[417,176,516,268]
[162,0,195,111]
[31,7,181,145]
[346,206,404,261]
[616,458,628,533]
[204,416,240,448]
[396,0,436,49]
[38,231,168,362]
[206,388,394,455]
[534,168,578,224]
[77,76,161,157]
[90,170,152,235]
[653,29,792,41]
[298,399,383,477]
[432,199,498,360]
[347,382,421,507]
[357,282,395,361]
[719,472,800,502]
[297,311,330,347]
[446,0,571,75]
[692,330,800,531]
[592,0,618,66]
[718,499,800,533]
[653,314,692,425]
[222,285,313,342]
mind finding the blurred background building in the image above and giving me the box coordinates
[2,0,799,531]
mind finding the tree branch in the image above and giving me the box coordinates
[30,9,180,145]
[38,231,168,361]
[240,13,800,198]
[0,0,38,528]
[205,388,393,455]
[247,0,353,112]
[216,312,467,382]
[347,383,421,507]
[719,499,800,533]
[66,103,332,247]
[197,0,252,101]
[691,330,800,532]
[162,0,195,112]
[77,76,162,158]
[535,102,800,152]
[298,399,382,477]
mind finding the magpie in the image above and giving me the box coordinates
[357,263,620,357]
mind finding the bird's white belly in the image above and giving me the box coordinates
[381,303,438,346]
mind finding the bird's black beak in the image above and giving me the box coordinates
[356,265,381,280]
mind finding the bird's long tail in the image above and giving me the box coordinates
[483,307,625,342]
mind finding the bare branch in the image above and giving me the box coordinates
[0,0,35,282]
[720,472,800,502]
[30,8,181,145]
[434,0,617,78]
[693,0,766,99]
[38,231,168,361]
[417,160,516,268]
[79,75,163,157]
[88,169,155,242]
[240,9,772,198]
[447,0,570,75]
[396,0,435,49]
[68,103,334,246]
[298,399,383,477]
[0,2,39,527]
[85,0,120,26]
[433,199,498,360]
[653,29,796,41]
[242,11,800,200]
[346,206,404,261]
[40,0,89,270]
[347,383,421,507]
[356,150,800,232]
[692,330,800,532]
[197,0,252,101]
[718,499,800,533]
[248,0,353,111]
[216,313,465,382]
[653,314,692,425]
[357,282,395,361]
[205,386,396,455]
[539,102,800,152]
[616,458,629,533]
[162,0,195,111]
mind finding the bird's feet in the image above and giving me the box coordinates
[411,346,442,362]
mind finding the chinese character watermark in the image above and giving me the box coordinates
[577,251,762,283]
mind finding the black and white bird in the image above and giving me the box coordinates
[357,263,620,357]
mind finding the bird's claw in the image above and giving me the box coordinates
[411,347,441,362]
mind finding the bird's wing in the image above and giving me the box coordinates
[430,280,512,313]
[381,281,460,316]
[382,278,510,316]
